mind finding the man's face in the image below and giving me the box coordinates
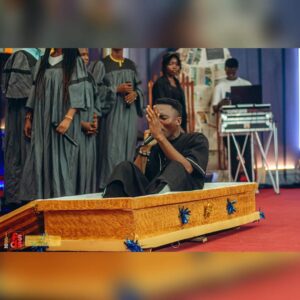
[225,67,238,80]
[155,104,182,139]
[79,48,89,65]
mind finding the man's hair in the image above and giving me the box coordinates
[155,98,182,117]
[162,52,182,76]
[225,58,239,69]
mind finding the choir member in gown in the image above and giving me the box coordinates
[20,48,91,200]
[1,48,42,206]
[91,48,144,190]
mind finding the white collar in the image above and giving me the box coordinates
[49,54,63,66]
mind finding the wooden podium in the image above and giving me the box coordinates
[0,182,260,251]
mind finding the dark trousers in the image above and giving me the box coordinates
[103,160,194,198]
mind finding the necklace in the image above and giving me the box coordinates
[110,54,124,67]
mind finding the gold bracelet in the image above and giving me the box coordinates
[65,115,73,121]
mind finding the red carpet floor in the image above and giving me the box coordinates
[160,188,300,252]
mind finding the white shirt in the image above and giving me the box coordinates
[212,77,251,107]
[48,54,63,66]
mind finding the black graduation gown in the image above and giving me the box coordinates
[19,57,90,200]
[77,71,101,195]
[90,56,144,190]
[1,50,37,204]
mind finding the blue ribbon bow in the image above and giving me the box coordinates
[259,209,266,219]
[227,199,237,215]
[124,239,143,252]
[179,207,191,225]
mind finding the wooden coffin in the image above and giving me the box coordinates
[0,182,260,251]
[0,202,44,249]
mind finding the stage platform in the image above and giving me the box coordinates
[0,182,260,251]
